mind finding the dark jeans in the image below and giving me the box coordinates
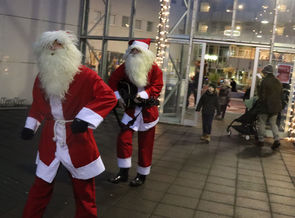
[202,113,215,135]
[220,104,227,118]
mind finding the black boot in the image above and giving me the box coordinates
[108,168,129,184]
[129,173,146,187]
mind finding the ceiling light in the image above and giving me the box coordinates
[261,20,269,24]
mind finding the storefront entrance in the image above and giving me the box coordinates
[159,40,295,138]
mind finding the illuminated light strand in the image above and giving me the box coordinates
[156,0,170,66]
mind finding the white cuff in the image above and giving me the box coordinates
[76,107,103,129]
[114,91,121,100]
[137,165,151,175]
[138,90,149,99]
[117,157,132,168]
[25,117,40,132]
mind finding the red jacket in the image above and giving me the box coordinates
[108,63,163,124]
[26,66,117,168]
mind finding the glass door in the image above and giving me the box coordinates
[159,42,206,126]
[251,48,295,136]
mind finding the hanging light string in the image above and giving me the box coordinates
[287,66,295,141]
[156,0,170,67]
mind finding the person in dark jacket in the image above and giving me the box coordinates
[218,79,231,119]
[196,83,220,143]
[230,79,237,92]
[256,64,283,150]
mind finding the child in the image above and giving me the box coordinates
[196,83,220,143]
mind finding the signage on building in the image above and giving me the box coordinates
[277,64,293,84]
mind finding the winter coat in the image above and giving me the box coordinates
[258,73,283,114]
[24,66,117,182]
[196,90,220,115]
[218,86,231,105]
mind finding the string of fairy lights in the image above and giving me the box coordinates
[156,0,170,67]
[286,68,295,142]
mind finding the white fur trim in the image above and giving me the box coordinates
[117,157,132,168]
[36,153,60,183]
[76,107,104,129]
[132,41,149,50]
[121,107,159,131]
[114,91,122,100]
[137,90,149,99]
[25,117,40,132]
[35,151,105,183]
[137,165,151,175]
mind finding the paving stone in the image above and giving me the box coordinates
[161,193,199,209]
[235,206,271,218]
[201,190,234,205]
[194,210,231,218]
[269,194,295,207]
[205,183,235,195]
[167,184,202,198]
[102,206,150,218]
[237,189,268,201]
[237,180,266,192]
[267,186,295,198]
[207,175,235,187]
[153,203,194,218]
[271,202,295,217]
[236,197,270,211]
[197,200,234,217]
[238,174,265,184]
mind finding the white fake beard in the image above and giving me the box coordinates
[125,50,155,87]
[38,46,82,99]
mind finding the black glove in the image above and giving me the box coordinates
[21,127,34,140]
[71,118,88,134]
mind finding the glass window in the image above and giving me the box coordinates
[198,23,208,33]
[275,0,295,45]
[133,0,160,38]
[195,0,233,40]
[135,19,142,29]
[147,21,153,32]
[110,15,116,25]
[87,1,105,35]
[200,2,210,12]
[122,16,129,28]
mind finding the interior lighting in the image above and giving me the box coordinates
[156,0,170,66]
[257,35,262,38]
[238,4,244,10]
[224,29,240,37]
[204,54,218,61]
[261,20,269,24]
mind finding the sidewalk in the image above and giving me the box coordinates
[1,109,295,218]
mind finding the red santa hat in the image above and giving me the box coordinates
[128,38,151,51]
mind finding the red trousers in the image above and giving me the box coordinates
[117,126,155,167]
[23,176,97,218]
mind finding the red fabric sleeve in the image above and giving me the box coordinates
[28,76,48,123]
[144,64,163,98]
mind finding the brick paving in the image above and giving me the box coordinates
[0,108,295,218]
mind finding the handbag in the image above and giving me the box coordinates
[118,80,138,108]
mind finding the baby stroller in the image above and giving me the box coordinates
[227,97,259,141]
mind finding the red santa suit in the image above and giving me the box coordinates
[25,65,116,182]
[108,40,163,175]
[23,65,117,217]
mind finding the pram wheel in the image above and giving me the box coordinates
[245,135,250,141]
[227,129,232,136]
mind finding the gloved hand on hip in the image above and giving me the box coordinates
[71,118,88,134]
[21,128,34,140]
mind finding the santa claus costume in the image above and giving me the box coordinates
[21,30,117,218]
[108,39,163,186]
